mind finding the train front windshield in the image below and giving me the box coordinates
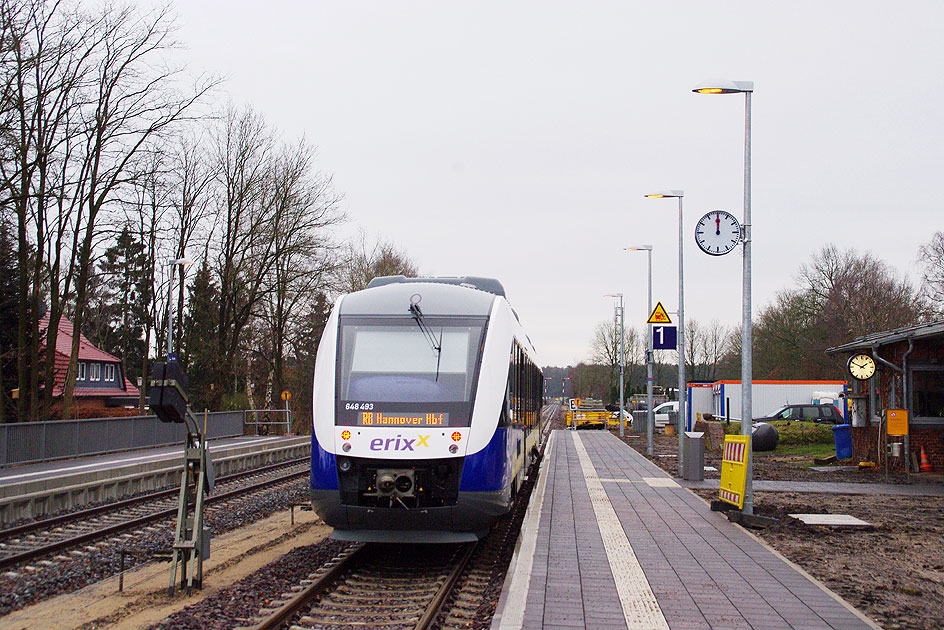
[336,317,486,427]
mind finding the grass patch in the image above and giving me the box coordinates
[764,442,837,459]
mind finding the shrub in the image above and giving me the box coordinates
[769,420,833,445]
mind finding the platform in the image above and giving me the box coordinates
[492,430,879,630]
[0,435,311,522]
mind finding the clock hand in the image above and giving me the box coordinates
[715,214,721,235]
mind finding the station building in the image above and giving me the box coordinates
[827,320,944,472]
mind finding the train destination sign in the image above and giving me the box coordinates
[359,412,448,427]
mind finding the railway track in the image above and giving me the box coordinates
[0,458,310,571]
[240,411,555,630]
[243,542,475,630]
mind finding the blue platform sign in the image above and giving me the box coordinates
[652,325,677,350]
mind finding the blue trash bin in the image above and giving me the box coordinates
[831,424,853,460]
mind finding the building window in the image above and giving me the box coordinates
[104,364,115,381]
[78,362,86,380]
[912,366,944,420]
[90,362,101,381]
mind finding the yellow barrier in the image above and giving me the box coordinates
[719,435,750,509]
[565,411,610,427]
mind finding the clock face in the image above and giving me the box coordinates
[847,353,876,380]
[695,210,741,256]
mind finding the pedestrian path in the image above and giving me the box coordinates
[492,430,879,630]
[681,478,944,496]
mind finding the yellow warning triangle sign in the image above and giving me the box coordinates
[647,301,673,325]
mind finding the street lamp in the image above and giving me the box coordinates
[644,190,686,472]
[604,293,625,437]
[626,245,654,456]
[166,258,192,359]
[693,78,754,514]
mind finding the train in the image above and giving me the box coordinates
[310,276,544,543]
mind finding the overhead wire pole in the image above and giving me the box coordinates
[605,293,626,437]
[626,245,654,455]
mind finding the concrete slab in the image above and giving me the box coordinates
[789,514,873,527]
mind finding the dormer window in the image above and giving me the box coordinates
[90,363,101,381]
[105,364,115,381]
[78,362,86,380]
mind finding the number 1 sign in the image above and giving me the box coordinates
[652,325,677,350]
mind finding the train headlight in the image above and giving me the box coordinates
[338,458,352,472]
[341,442,351,452]
[341,430,351,440]
[449,444,458,454]
[451,432,462,442]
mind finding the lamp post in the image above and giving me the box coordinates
[644,190,685,472]
[604,293,625,437]
[693,78,754,514]
[166,258,192,359]
[626,245,654,455]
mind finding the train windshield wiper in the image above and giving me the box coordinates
[409,297,443,381]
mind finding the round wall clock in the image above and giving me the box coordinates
[695,210,741,256]
[847,353,876,380]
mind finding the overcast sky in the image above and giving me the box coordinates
[163,1,943,367]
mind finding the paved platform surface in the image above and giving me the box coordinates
[0,436,305,489]
[493,430,879,630]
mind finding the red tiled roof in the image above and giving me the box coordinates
[39,314,140,399]
[39,314,120,362]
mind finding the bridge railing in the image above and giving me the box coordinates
[0,411,246,467]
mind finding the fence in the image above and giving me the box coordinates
[243,408,292,436]
[0,411,246,467]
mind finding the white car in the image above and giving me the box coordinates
[653,401,678,428]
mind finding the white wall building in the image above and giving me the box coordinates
[707,380,848,422]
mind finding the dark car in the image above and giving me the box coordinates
[756,404,844,425]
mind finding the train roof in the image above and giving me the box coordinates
[366,275,506,297]
[342,279,500,317]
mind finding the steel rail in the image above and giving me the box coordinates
[0,456,310,540]
[413,541,477,630]
[247,544,365,630]
[0,466,309,570]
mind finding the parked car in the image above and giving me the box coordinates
[653,400,678,428]
[755,404,844,425]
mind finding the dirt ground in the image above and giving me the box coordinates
[618,429,944,630]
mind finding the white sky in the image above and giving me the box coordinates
[164,1,943,367]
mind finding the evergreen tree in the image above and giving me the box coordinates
[285,291,331,431]
[0,222,18,422]
[182,262,220,410]
[84,226,150,382]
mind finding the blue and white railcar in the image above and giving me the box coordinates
[310,276,543,543]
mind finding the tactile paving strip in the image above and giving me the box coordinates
[572,432,669,630]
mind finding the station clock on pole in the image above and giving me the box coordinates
[695,210,741,256]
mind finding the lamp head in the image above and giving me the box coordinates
[625,245,653,252]
[604,293,623,299]
[692,79,753,94]
[644,189,684,199]
[169,258,193,266]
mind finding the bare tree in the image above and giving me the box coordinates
[918,231,944,312]
[343,230,418,293]
[261,138,343,404]
[60,5,214,418]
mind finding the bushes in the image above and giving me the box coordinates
[715,419,833,445]
[769,420,833,445]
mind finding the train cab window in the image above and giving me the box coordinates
[338,318,485,403]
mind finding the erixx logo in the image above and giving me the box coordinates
[369,434,430,452]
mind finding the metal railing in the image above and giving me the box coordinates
[243,408,292,436]
[0,411,245,467]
